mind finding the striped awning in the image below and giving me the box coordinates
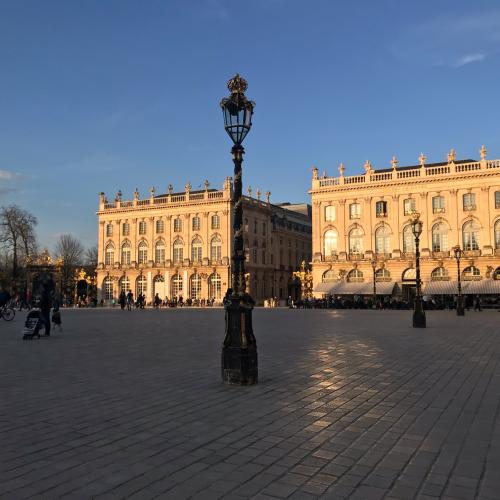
[313,282,336,293]
[322,281,396,296]
[423,281,462,295]
[465,280,500,294]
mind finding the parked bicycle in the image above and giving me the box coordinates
[1,304,15,321]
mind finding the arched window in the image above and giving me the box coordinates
[211,214,220,229]
[190,273,202,299]
[375,226,390,254]
[155,240,165,264]
[136,275,147,296]
[138,241,148,264]
[105,243,114,266]
[402,225,415,253]
[156,219,164,234]
[431,267,449,281]
[322,270,336,283]
[173,239,183,263]
[494,220,500,249]
[120,276,130,293]
[208,273,222,299]
[121,242,131,265]
[375,268,391,281]
[191,237,203,262]
[349,228,363,254]
[402,268,416,281]
[323,229,338,258]
[171,274,183,298]
[103,277,114,300]
[210,236,222,261]
[347,269,363,282]
[462,266,481,280]
[432,222,448,252]
[462,220,480,251]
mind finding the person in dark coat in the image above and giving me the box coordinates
[119,290,126,310]
[39,282,52,336]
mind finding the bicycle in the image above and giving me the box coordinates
[0,304,15,321]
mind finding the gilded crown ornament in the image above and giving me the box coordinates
[227,74,248,95]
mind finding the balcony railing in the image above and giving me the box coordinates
[348,253,364,261]
[376,212,388,218]
[433,207,445,214]
[463,205,477,211]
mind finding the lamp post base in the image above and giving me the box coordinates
[413,299,427,328]
[221,295,258,385]
[457,296,465,316]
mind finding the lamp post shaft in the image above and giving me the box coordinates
[413,234,426,328]
[456,256,465,316]
[372,269,376,308]
[231,144,245,294]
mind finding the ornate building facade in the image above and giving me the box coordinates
[310,147,500,299]
[97,179,311,304]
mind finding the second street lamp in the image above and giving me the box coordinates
[410,212,426,328]
[453,245,465,316]
[371,259,377,308]
[220,74,258,385]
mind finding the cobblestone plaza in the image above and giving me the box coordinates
[1,309,500,499]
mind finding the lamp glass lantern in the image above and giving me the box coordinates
[453,245,462,260]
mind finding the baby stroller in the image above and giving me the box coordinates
[22,309,46,340]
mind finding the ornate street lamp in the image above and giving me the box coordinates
[220,74,257,385]
[371,259,377,308]
[453,245,465,316]
[410,212,426,328]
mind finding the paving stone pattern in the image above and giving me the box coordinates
[1,308,500,499]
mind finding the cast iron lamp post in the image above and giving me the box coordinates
[410,212,426,328]
[371,259,377,308]
[220,74,258,385]
[453,245,465,316]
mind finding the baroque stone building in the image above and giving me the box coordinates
[97,178,311,304]
[310,147,500,299]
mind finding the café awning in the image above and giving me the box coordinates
[423,281,463,295]
[465,279,500,294]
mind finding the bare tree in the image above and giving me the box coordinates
[0,205,38,282]
[84,245,98,270]
[55,234,85,285]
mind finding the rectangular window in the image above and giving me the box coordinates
[375,201,387,217]
[192,217,200,231]
[156,220,164,233]
[496,191,500,209]
[432,196,445,213]
[252,248,257,263]
[325,205,335,221]
[262,222,266,236]
[463,193,476,210]
[174,218,182,232]
[262,250,266,265]
[403,198,416,215]
[211,215,220,229]
[138,221,147,235]
[122,223,129,236]
[106,224,113,237]
[254,220,258,234]
[349,203,361,219]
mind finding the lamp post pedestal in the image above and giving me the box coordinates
[222,295,258,385]
[457,295,465,316]
[413,295,426,327]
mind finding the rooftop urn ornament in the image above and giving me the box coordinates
[133,188,139,201]
[480,145,487,160]
[185,182,192,193]
[391,156,398,170]
[419,153,427,167]
[339,162,345,176]
[247,186,252,197]
[204,179,210,191]
[116,190,122,201]
[149,186,155,198]
[256,189,261,200]
[447,148,456,163]
[265,191,271,203]
[364,160,372,174]
[167,184,173,195]
[312,166,319,180]
[220,74,257,386]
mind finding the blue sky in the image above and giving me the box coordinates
[1,0,499,250]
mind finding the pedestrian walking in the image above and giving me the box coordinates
[39,282,52,336]
[474,295,482,311]
[126,290,133,311]
[119,290,126,310]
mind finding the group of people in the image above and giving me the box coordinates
[116,291,220,309]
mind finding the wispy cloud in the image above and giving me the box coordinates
[454,53,486,67]
[389,10,500,68]
[0,169,21,180]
